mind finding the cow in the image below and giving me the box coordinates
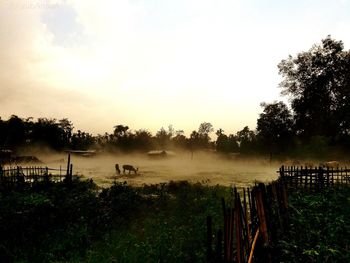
[321,161,340,169]
[304,162,315,168]
[283,159,301,167]
[115,163,121,174]
[122,164,138,174]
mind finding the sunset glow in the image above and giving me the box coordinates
[1,0,350,135]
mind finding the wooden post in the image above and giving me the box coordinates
[70,164,73,177]
[255,187,269,245]
[243,188,251,244]
[65,153,71,183]
[279,165,285,184]
[318,167,324,190]
[235,193,243,263]
[248,229,260,263]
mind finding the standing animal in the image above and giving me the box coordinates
[115,163,121,174]
[283,160,301,167]
[122,164,138,174]
[304,162,315,168]
[321,161,340,169]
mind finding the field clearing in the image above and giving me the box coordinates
[40,152,278,188]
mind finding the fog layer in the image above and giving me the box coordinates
[38,151,278,188]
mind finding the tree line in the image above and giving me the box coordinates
[0,117,240,153]
[1,36,350,159]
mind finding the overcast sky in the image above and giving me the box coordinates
[1,0,350,136]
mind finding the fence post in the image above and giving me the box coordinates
[317,167,324,190]
[279,165,285,184]
[65,153,72,183]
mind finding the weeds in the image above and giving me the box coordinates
[278,187,350,262]
[0,180,229,262]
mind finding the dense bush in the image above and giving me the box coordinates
[278,187,350,262]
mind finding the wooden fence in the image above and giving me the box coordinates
[0,166,67,184]
[0,153,74,186]
[207,165,350,262]
[207,181,289,263]
[279,165,350,189]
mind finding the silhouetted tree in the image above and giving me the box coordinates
[172,130,187,148]
[215,129,240,153]
[197,122,214,148]
[278,36,350,143]
[134,129,154,151]
[30,118,65,150]
[71,130,95,150]
[0,117,6,148]
[155,126,173,149]
[216,129,229,152]
[5,115,26,149]
[113,125,129,138]
[256,101,294,155]
[58,118,74,147]
[236,126,257,154]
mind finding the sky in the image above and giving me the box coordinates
[0,0,350,136]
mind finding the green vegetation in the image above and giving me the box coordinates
[0,179,229,262]
[1,178,350,262]
[278,187,350,262]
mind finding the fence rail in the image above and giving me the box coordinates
[207,181,289,263]
[0,153,74,185]
[279,165,350,189]
[207,165,350,262]
[0,166,67,184]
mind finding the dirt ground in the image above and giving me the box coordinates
[39,151,279,188]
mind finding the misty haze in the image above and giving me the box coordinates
[38,151,279,188]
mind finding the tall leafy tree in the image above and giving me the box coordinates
[197,122,214,148]
[278,36,350,141]
[155,126,173,148]
[257,101,294,154]
[4,115,26,149]
[236,126,256,154]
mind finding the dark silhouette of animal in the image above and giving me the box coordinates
[321,161,339,169]
[115,163,121,174]
[122,164,138,174]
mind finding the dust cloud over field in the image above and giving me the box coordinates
[39,152,279,188]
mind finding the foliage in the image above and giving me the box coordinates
[278,187,350,262]
[83,181,228,263]
[278,36,350,141]
[257,101,294,154]
[215,129,239,153]
[236,126,257,154]
[0,180,229,262]
[0,179,99,262]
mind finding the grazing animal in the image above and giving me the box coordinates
[322,161,340,169]
[283,160,301,167]
[122,164,138,174]
[304,162,315,168]
[115,163,121,174]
